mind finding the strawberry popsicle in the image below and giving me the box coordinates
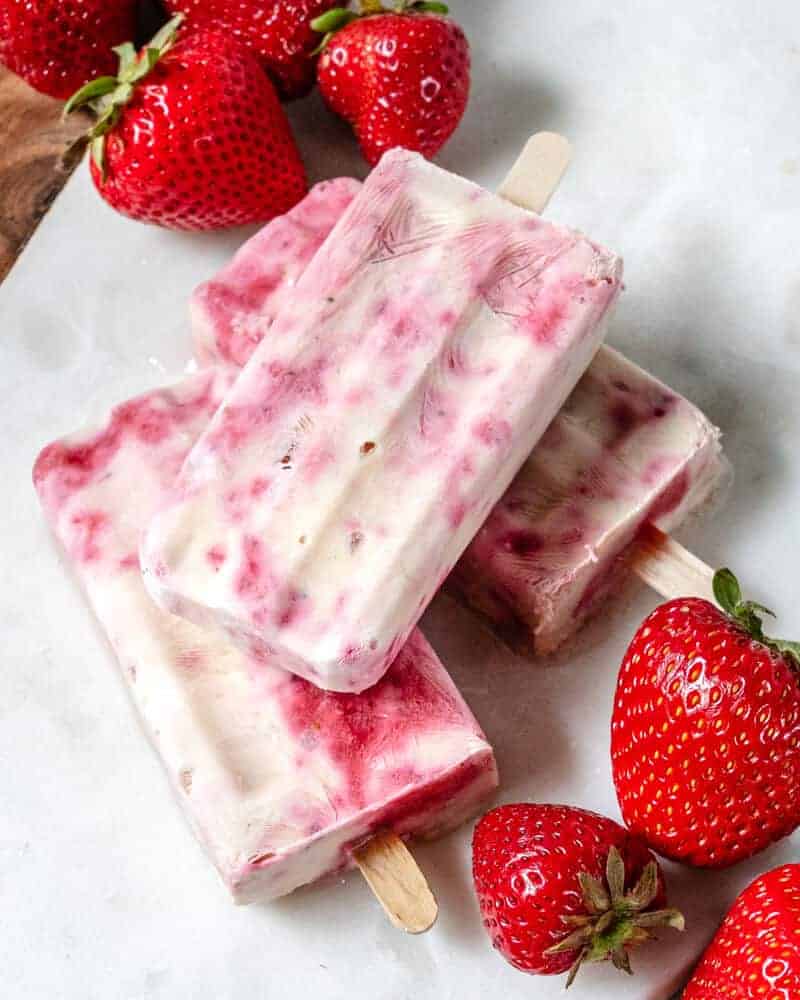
[448,346,725,653]
[189,173,724,659]
[33,372,498,904]
[142,147,623,693]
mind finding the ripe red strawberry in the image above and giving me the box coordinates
[681,864,800,998]
[65,18,307,231]
[612,570,800,869]
[0,0,137,100]
[313,1,470,165]
[162,1,339,100]
[472,803,683,986]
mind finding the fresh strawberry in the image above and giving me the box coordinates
[162,1,339,100]
[0,0,138,100]
[681,864,800,999]
[313,1,470,165]
[65,17,307,231]
[472,803,683,986]
[612,569,800,869]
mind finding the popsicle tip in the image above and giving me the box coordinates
[530,130,572,155]
[498,131,573,215]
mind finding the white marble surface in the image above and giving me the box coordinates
[3,1,800,997]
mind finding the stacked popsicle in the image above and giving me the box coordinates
[34,370,497,909]
[141,147,622,693]
[34,135,725,923]
[188,170,725,658]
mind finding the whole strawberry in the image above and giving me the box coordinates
[472,803,683,986]
[313,1,470,165]
[681,864,800,998]
[163,1,339,100]
[612,570,800,868]
[65,18,307,231]
[0,0,137,100]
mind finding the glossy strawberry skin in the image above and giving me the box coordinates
[0,0,137,100]
[472,803,666,976]
[91,31,307,231]
[317,12,470,165]
[612,598,800,868]
[163,0,338,99]
[682,864,800,998]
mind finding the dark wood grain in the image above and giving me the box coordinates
[0,66,89,283]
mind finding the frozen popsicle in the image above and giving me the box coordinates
[188,152,724,659]
[142,143,623,693]
[33,370,498,913]
[448,346,725,653]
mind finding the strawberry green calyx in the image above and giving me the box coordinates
[310,7,359,51]
[359,1,449,14]
[63,14,185,180]
[311,1,449,51]
[713,568,800,669]
[544,847,685,988]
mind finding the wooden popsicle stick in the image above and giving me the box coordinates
[354,133,578,932]
[498,131,572,214]
[503,133,720,604]
[632,523,716,603]
[354,833,438,934]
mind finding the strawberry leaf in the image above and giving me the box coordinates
[713,568,742,616]
[565,948,589,989]
[611,948,633,975]
[410,1,450,11]
[147,13,184,55]
[90,135,108,181]
[625,861,659,911]
[310,7,360,52]
[770,638,800,670]
[127,47,161,82]
[713,568,800,670]
[111,82,134,106]
[311,8,359,33]
[63,77,119,118]
[113,43,138,80]
[578,872,610,914]
[713,568,771,638]
[634,909,686,931]
[605,846,625,906]
[740,600,776,619]
[545,927,594,954]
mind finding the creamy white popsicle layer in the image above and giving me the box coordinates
[33,371,498,903]
[143,148,623,693]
